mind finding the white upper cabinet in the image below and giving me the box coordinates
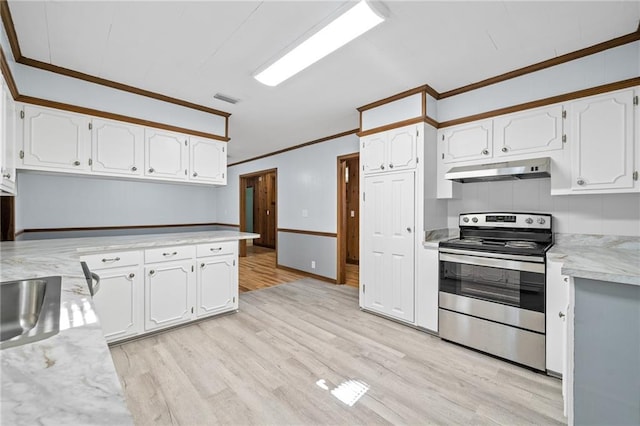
[189,136,226,184]
[362,123,418,174]
[494,105,564,158]
[144,128,188,180]
[568,89,637,192]
[1,81,17,194]
[22,105,90,172]
[440,119,492,163]
[91,118,144,177]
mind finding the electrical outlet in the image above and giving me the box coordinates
[302,209,308,218]
[311,261,316,269]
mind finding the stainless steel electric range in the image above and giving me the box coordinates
[438,212,553,371]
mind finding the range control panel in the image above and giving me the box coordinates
[459,212,552,230]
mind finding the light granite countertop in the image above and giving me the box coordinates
[0,230,258,425]
[547,233,640,286]
[422,228,459,248]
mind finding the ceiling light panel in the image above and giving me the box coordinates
[254,0,385,86]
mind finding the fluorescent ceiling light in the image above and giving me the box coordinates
[254,0,385,86]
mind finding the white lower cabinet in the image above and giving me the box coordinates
[415,244,439,332]
[546,259,570,376]
[144,260,196,332]
[197,254,237,317]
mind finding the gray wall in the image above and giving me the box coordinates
[573,277,640,425]
[277,232,337,280]
[15,172,217,231]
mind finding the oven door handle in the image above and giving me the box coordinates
[439,253,545,274]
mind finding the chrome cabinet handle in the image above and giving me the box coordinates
[101,257,120,263]
[209,247,222,252]
[73,160,81,166]
[148,167,155,173]
[482,149,489,155]
[162,251,178,257]
[558,312,565,319]
[501,147,508,153]
[128,273,135,278]
[193,172,198,177]
[577,179,585,186]
[131,166,137,172]
[2,173,10,179]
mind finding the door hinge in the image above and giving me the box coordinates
[416,157,419,164]
[416,129,419,137]
[20,110,24,119]
[362,192,365,202]
[441,134,444,141]
[441,153,444,160]
[19,150,24,159]
[233,259,236,266]
[634,96,638,106]
[88,158,92,166]
[191,307,194,314]
[562,135,567,143]
[185,140,188,146]
[191,265,194,272]
[88,122,92,130]
[222,172,225,179]
[185,169,188,175]
[233,296,236,303]
[222,146,225,153]
[362,142,365,148]
[634,171,638,181]
[362,284,365,293]
[562,110,567,119]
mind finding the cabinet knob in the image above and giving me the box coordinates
[131,166,137,172]
[563,277,569,283]
[501,147,508,153]
[129,273,135,278]
[558,311,565,319]
[193,172,198,177]
[149,270,155,275]
[577,178,585,186]
[389,164,394,169]
[380,164,385,170]
[73,160,81,166]
[148,167,155,173]
[2,173,10,179]
[201,263,205,268]
[406,227,412,233]
[482,149,489,155]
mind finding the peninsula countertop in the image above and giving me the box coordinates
[547,233,640,286]
[0,230,258,425]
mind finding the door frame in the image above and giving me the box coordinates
[336,152,359,284]
[239,168,278,258]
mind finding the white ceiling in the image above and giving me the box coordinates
[8,1,640,163]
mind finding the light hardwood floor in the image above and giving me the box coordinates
[111,279,565,425]
[345,262,359,288]
[239,245,306,292]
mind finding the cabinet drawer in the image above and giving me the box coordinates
[196,241,237,258]
[81,250,142,271]
[145,245,196,263]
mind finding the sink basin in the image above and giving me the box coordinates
[1,276,62,349]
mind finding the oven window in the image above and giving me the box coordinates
[439,260,545,313]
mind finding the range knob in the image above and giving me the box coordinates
[462,217,470,223]
[537,217,546,225]
[471,217,478,223]
[525,217,534,224]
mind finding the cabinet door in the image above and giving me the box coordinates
[494,105,564,158]
[416,246,439,332]
[387,125,417,171]
[362,172,415,322]
[189,137,226,184]
[22,105,90,171]
[196,254,237,317]
[440,119,492,163]
[361,133,387,174]
[546,259,569,375]
[144,128,188,180]
[1,83,16,193]
[92,266,143,343]
[569,89,635,191]
[91,118,143,177]
[144,261,195,331]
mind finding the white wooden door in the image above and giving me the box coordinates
[91,118,143,177]
[387,125,417,171]
[362,171,415,322]
[189,137,226,184]
[361,133,387,174]
[144,261,195,331]
[196,254,237,317]
[92,266,143,343]
[494,104,564,157]
[22,105,90,171]
[144,128,188,180]
[440,119,493,163]
[569,89,635,191]
[1,83,16,193]
[546,259,569,375]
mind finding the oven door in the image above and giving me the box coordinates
[439,250,545,314]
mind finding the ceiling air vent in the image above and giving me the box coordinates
[213,93,240,104]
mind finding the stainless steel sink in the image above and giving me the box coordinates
[0,276,62,349]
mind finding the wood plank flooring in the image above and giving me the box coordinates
[111,279,565,426]
[345,262,359,288]
[238,245,306,292]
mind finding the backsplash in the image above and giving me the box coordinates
[447,179,640,237]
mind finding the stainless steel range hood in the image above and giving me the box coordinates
[445,157,551,183]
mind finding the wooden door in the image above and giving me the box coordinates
[253,171,276,248]
[346,157,360,264]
